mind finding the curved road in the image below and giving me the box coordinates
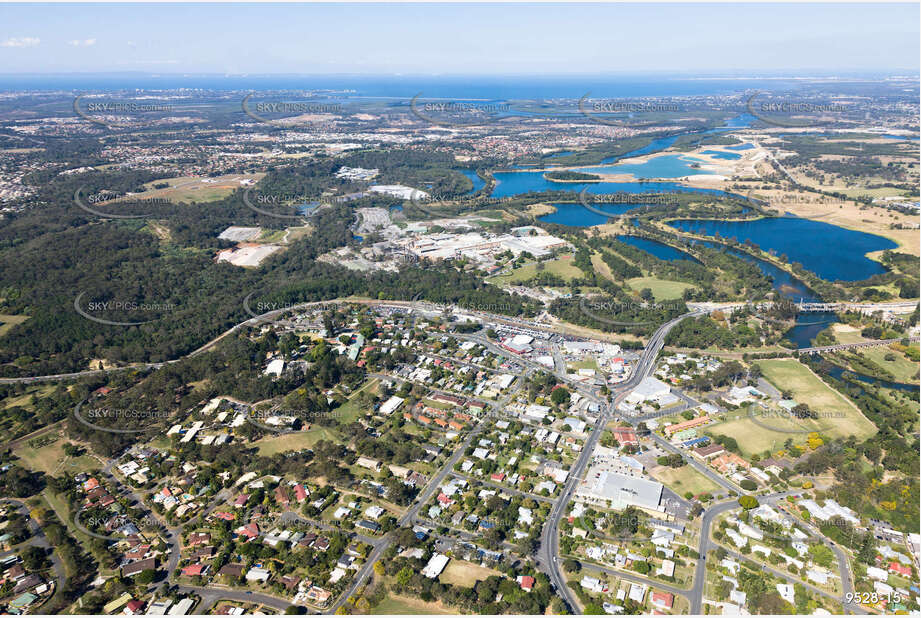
[691,493,863,615]
[0,498,67,608]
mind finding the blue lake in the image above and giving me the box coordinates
[594,114,753,165]
[617,236,701,263]
[701,150,742,160]
[490,173,733,199]
[687,239,831,348]
[668,217,896,282]
[458,169,486,195]
[539,202,647,227]
[600,135,681,164]
[575,154,712,178]
[726,143,755,151]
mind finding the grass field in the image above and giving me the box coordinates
[846,346,920,384]
[334,378,379,423]
[254,427,339,456]
[0,313,29,336]
[136,173,265,204]
[486,255,584,285]
[648,464,720,496]
[257,378,379,455]
[831,325,866,345]
[13,435,99,476]
[625,276,695,301]
[42,489,117,577]
[832,325,919,383]
[707,358,877,456]
[372,594,454,615]
[3,384,56,410]
[569,359,599,372]
[591,252,617,283]
[438,560,501,587]
[422,398,454,410]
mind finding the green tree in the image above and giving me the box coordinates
[738,496,759,510]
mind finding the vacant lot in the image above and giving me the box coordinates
[13,434,99,476]
[254,426,339,456]
[333,378,380,423]
[626,276,695,301]
[709,413,830,458]
[438,560,501,588]
[649,464,720,496]
[372,594,454,615]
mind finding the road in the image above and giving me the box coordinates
[0,498,67,607]
[175,584,293,613]
[691,492,863,615]
[97,459,182,591]
[325,420,486,614]
[537,309,705,612]
[799,336,919,355]
[0,297,614,385]
[449,472,557,504]
[578,560,690,598]
[691,496,745,614]
[325,356,528,614]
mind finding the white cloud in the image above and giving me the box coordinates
[69,38,97,47]
[0,37,40,48]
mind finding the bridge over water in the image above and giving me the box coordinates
[797,336,919,355]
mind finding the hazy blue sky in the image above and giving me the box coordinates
[1,3,918,74]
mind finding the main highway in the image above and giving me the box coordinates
[536,309,704,612]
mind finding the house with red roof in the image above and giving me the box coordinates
[517,575,535,592]
[294,484,308,503]
[889,562,912,577]
[181,564,206,577]
[651,592,674,610]
[610,427,638,446]
[236,523,259,540]
[124,545,151,562]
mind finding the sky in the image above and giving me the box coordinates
[0,3,918,75]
